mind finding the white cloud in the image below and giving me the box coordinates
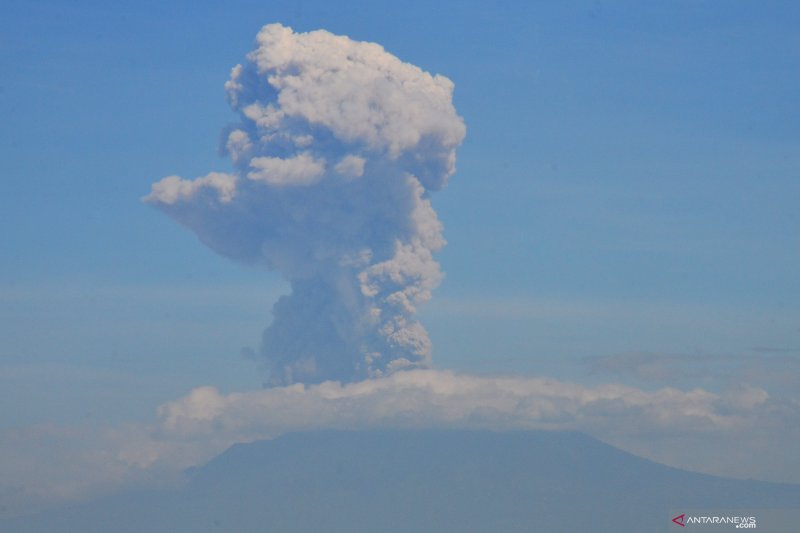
[241,24,465,169]
[247,152,326,186]
[121,370,797,484]
[144,172,237,205]
[151,370,756,442]
[225,129,253,166]
[334,154,366,179]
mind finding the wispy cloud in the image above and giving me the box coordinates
[585,351,800,394]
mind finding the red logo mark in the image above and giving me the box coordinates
[672,514,686,527]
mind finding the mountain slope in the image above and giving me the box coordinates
[4,430,798,532]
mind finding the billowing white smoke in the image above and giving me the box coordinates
[145,24,465,385]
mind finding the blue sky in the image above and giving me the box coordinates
[1,0,799,509]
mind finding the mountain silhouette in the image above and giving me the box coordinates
[4,430,798,532]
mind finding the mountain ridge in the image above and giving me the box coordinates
[4,429,798,532]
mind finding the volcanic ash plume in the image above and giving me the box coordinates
[145,24,465,385]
